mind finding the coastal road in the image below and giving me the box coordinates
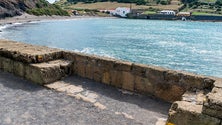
[0,70,170,125]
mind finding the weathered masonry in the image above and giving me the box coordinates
[0,40,222,125]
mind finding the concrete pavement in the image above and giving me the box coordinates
[0,70,171,125]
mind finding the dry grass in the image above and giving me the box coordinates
[59,1,183,10]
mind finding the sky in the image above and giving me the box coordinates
[46,0,56,3]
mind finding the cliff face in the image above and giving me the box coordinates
[0,0,48,18]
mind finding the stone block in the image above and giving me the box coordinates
[203,87,222,119]
[0,56,3,69]
[145,66,166,85]
[122,72,134,91]
[85,57,97,79]
[110,71,123,88]
[214,79,222,88]
[132,63,147,76]
[62,51,76,61]
[85,65,94,79]
[155,84,185,102]
[0,40,63,63]
[13,61,26,77]
[167,101,221,125]
[25,59,72,85]
[179,73,213,91]
[93,66,103,83]
[1,57,13,73]
[75,63,86,77]
[114,61,132,72]
[182,91,206,105]
[134,75,154,95]
[102,72,110,85]
[96,57,115,72]
[25,65,44,84]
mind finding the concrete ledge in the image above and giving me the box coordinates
[167,101,221,125]
[0,56,72,85]
[0,40,63,63]
[203,87,222,119]
[63,50,215,102]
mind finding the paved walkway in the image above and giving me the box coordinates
[0,70,171,125]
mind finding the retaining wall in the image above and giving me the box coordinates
[63,51,215,102]
[1,40,222,125]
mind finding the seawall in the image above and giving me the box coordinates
[1,40,222,125]
[128,14,222,22]
[63,51,215,102]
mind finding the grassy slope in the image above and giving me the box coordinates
[57,0,222,16]
[26,0,69,16]
[57,0,183,10]
[182,0,222,15]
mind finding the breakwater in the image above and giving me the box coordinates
[0,40,222,125]
[129,14,222,21]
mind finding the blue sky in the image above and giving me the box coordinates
[46,0,56,3]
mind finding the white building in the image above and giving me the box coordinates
[160,10,176,15]
[111,7,131,17]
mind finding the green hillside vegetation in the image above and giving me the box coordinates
[56,0,222,16]
[27,0,69,16]
[65,0,171,5]
[56,0,182,11]
[181,0,222,15]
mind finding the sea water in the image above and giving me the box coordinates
[0,18,222,78]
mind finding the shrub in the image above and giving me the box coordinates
[27,5,69,16]
[216,8,221,11]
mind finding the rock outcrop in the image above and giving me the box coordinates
[0,0,48,18]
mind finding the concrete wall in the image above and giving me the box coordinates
[63,51,215,102]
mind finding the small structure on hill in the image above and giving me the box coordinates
[111,7,131,17]
[177,12,191,17]
[160,10,176,15]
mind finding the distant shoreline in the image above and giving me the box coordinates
[0,13,114,26]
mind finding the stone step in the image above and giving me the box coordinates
[0,56,72,85]
[167,101,221,125]
[203,87,222,119]
[182,90,207,105]
[0,40,63,63]
[25,59,73,84]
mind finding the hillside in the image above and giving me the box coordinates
[0,0,39,18]
[56,0,183,10]
[181,0,222,15]
[0,0,69,18]
[57,0,222,15]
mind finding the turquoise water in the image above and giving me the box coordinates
[0,18,222,77]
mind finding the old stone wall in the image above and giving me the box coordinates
[1,40,222,125]
[63,51,215,103]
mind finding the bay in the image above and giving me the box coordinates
[1,18,222,77]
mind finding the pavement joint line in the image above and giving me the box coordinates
[56,84,84,94]
[93,102,106,110]
[44,81,70,89]
[115,112,134,120]
[45,81,99,105]
[155,118,167,125]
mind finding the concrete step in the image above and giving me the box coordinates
[0,56,72,85]
[0,40,63,63]
[167,101,221,125]
[203,87,222,119]
[182,90,206,105]
[25,59,73,85]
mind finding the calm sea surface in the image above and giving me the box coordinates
[0,18,222,77]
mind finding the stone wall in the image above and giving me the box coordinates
[1,40,222,125]
[63,51,215,102]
